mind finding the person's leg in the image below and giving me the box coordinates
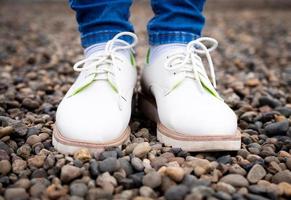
[141,0,240,152]
[147,0,206,45]
[53,0,138,154]
[69,0,134,48]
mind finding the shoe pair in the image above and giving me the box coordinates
[53,32,241,154]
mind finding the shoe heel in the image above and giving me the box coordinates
[138,92,159,122]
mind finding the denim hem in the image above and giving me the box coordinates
[81,30,134,48]
[149,31,200,45]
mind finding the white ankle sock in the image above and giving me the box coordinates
[84,43,106,58]
[149,43,187,63]
[84,42,131,59]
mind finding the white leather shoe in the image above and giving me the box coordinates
[53,32,138,154]
[140,37,241,152]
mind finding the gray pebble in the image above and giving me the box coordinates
[131,157,144,171]
[143,171,161,188]
[70,182,88,197]
[99,157,120,173]
[165,185,189,200]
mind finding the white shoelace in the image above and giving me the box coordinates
[164,37,221,99]
[70,32,138,109]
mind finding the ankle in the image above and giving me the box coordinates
[85,41,132,59]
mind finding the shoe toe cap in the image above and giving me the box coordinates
[55,96,129,143]
[159,96,238,136]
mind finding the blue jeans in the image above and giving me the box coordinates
[69,0,206,48]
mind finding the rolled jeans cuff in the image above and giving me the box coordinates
[81,30,134,48]
[149,31,200,46]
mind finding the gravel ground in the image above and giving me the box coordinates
[0,1,291,200]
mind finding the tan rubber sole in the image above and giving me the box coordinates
[139,92,241,152]
[52,125,130,155]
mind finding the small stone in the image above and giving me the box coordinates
[247,164,266,183]
[229,164,247,175]
[73,148,91,162]
[0,160,11,175]
[121,190,136,199]
[60,165,81,183]
[143,171,162,188]
[0,126,13,138]
[194,166,208,176]
[17,144,31,159]
[28,155,46,168]
[268,161,282,173]
[246,78,260,87]
[264,120,289,136]
[186,157,210,176]
[14,178,31,189]
[216,182,236,194]
[87,188,112,199]
[161,176,177,192]
[165,185,189,200]
[22,98,40,109]
[46,184,68,199]
[133,142,151,158]
[5,188,29,200]
[12,159,27,174]
[96,172,117,186]
[139,186,156,198]
[120,158,134,175]
[0,149,9,160]
[217,155,232,164]
[90,159,100,177]
[220,174,249,187]
[165,167,185,182]
[181,174,198,188]
[26,135,42,145]
[278,182,291,197]
[213,191,232,200]
[258,96,281,108]
[0,140,12,154]
[150,157,167,170]
[27,127,40,137]
[135,128,150,138]
[30,183,46,197]
[237,149,250,158]
[278,150,291,158]
[191,186,214,198]
[272,170,291,184]
[0,116,27,136]
[99,157,120,173]
[99,150,118,160]
[70,182,88,197]
[31,168,47,178]
[276,107,291,117]
[131,157,145,171]
[39,132,49,141]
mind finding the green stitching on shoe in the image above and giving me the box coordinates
[200,78,223,100]
[130,51,136,67]
[165,79,184,96]
[108,79,118,93]
[166,77,223,100]
[68,78,95,98]
[146,48,150,64]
